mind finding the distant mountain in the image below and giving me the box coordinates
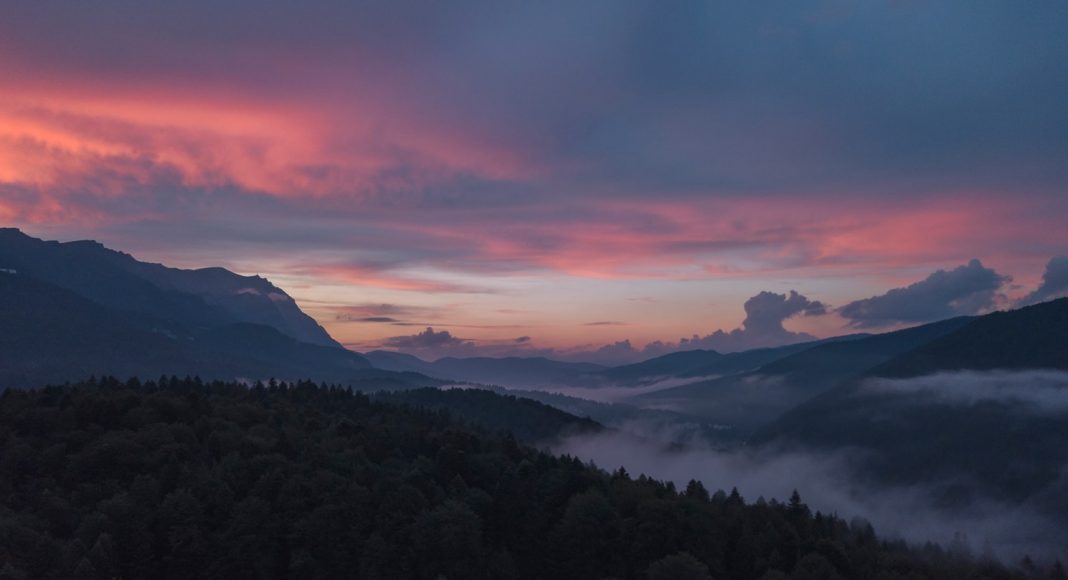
[756,298,1068,501]
[364,351,605,388]
[0,228,338,347]
[869,297,1068,378]
[633,317,972,434]
[577,349,724,386]
[363,350,442,375]
[194,323,373,378]
[574,335,869,388]
[748,316,974,386]
[0,232,437,390]
[672,336,870,379]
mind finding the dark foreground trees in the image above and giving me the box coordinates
[0,377,1045,579]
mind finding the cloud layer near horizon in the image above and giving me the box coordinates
[378,289,824,362]
[365,260,1066,362]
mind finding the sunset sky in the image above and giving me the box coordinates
[3,1,1067,362]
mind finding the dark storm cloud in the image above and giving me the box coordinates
[840,259,1010,328]
[1018,256,1068,306]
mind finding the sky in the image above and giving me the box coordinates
[2,1,1067,362]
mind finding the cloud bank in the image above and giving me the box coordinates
[376,290,827,362]
[839,260,1009,328]
[385,327,474,352]
[645,290,827,355]
[1018,256,1068,307]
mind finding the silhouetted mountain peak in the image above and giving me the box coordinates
[0,230,340,348]
[0,258,441,390]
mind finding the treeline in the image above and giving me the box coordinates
[0,376,1052,579]
[374,387,602,443]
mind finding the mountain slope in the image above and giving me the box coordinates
[577,349,724,386]
[364,351,605,388]
[751,315,975,385]
[375,387,603,443]
[633,317,973,434]
[756,298,1068,501]
[870,297,1068,378]
[674,337,868,379]
[0,228,339,347]
[0,268,207,386]
[363,350,438,375]
[574,335,870,389]
[0,264,434,390]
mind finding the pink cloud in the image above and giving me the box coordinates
[0,61,537,214]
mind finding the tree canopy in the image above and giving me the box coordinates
[0,377,1047,579]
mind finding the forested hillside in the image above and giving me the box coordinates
[374,387,602,443]
[0,377,1043,579]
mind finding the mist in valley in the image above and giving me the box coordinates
[555,429,1068,561]
[863,370,1068,411]
[548,370,1068,562]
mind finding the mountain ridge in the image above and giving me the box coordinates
[752,298,1068,501]
[0,231,441,390]
[0,228,339,348]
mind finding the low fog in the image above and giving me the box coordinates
[549,369,1068,561]
[554,430,1068,561]
[864,370,1068,411]
[526,375,720,403]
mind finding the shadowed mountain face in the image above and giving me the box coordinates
[574,335,871,389]
[0,231,441,390]
[756,298,1068,502]
[0,271,444,389]
[0,228,338,348]
[576,349,726,387]
[614,322,967,434]
[868,297,1068,378]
